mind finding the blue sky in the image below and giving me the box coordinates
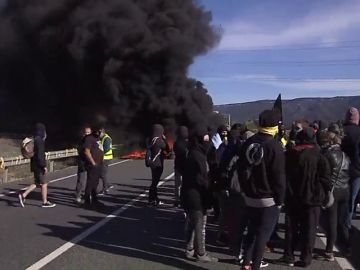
[190,0,360,104]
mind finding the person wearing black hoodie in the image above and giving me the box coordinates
[18,123,56,208]
[173,126,189,207]
[181,126,218,263]
[279,127,331,267]
[148,124,170,206]
[341,107,360,229]
[238,110,286,270]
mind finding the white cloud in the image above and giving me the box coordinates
[201,74,360,92]
[219,2,360,50]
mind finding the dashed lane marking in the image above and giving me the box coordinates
[319,236,355,270]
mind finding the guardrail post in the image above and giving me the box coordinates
[49,161,54,173]
[1,168,8,183]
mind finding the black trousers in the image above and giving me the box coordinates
[84,165,102,204]
[325,188,350,252]
[243,205,280,270]
[284,205,320,265]
[149,166,163,202]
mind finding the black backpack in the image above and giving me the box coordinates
[145,137,161,168]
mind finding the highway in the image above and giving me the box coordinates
[0,159,358,270]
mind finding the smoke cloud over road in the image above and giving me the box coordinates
[0,0,221,145]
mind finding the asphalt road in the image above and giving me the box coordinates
[0,160,359,270]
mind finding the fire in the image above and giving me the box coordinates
[121,136,174,160]
[167,137,174,151]
[121,150,146,159]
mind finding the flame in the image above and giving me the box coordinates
[121,150,146,159]
[121,136,174,160]
[167,137,174,151]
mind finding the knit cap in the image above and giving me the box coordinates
[258,110,280,127]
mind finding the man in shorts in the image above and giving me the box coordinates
[18,123,56,208]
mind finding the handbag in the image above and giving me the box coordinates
[322,151,345,209]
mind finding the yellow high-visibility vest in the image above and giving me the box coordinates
[101,134,113,160]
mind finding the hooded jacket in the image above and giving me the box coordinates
[341,123,360,178]
[174,126,188,174]
[181,127,212,211]
[286,144,331,206]
[31,123,47,171]
[238,132,286,207]
[149,124,169,168]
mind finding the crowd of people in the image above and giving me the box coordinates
[146,107,360,270]
[15,107,360,270]
[18,123,114,209]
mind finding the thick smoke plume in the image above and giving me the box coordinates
[0,0,221,146]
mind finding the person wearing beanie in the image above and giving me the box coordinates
[147,124,170,206]
[237,109,286,270]
[345,107,359,125]
[173,126,189,207]
[341,107,360,229]
[181,126,218,262]
[278,127,331,267]
[18,123,56,208]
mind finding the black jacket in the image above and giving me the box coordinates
[238,133,286,205]
[150,137,169,168]
[208,142,227,191]
[181,147,212,211]
[31,135,46,172]
[323,145,350,189]
[77,136,87,173]
[174,139,188,174]
[341,124,360,177]
[286,145,332,206]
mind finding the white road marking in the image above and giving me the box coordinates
[0,159,131,197]
[319,236,355,270]
[83,239,178,261]
[25,172,175,270]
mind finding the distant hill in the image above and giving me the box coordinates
[214,96,360,127]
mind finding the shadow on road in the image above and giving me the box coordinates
[37,183,229,270]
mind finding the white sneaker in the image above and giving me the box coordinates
[196,253,218,262]
[18,194,25,208]
[260,260,269,268]
[185,249,195,259]
[42,201,56,208]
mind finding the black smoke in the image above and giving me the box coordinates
[0,0,221,147]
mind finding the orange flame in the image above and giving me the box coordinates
[167,137,174,151]
[121,150,146,159]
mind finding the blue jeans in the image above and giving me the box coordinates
[348,177,360,228]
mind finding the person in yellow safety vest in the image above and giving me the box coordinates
[99,127,113,195]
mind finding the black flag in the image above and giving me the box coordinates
[273,94,283,123]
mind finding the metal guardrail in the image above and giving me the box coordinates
[0,148,78,183]
[1,149,78,168]
[0,144,123,183]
